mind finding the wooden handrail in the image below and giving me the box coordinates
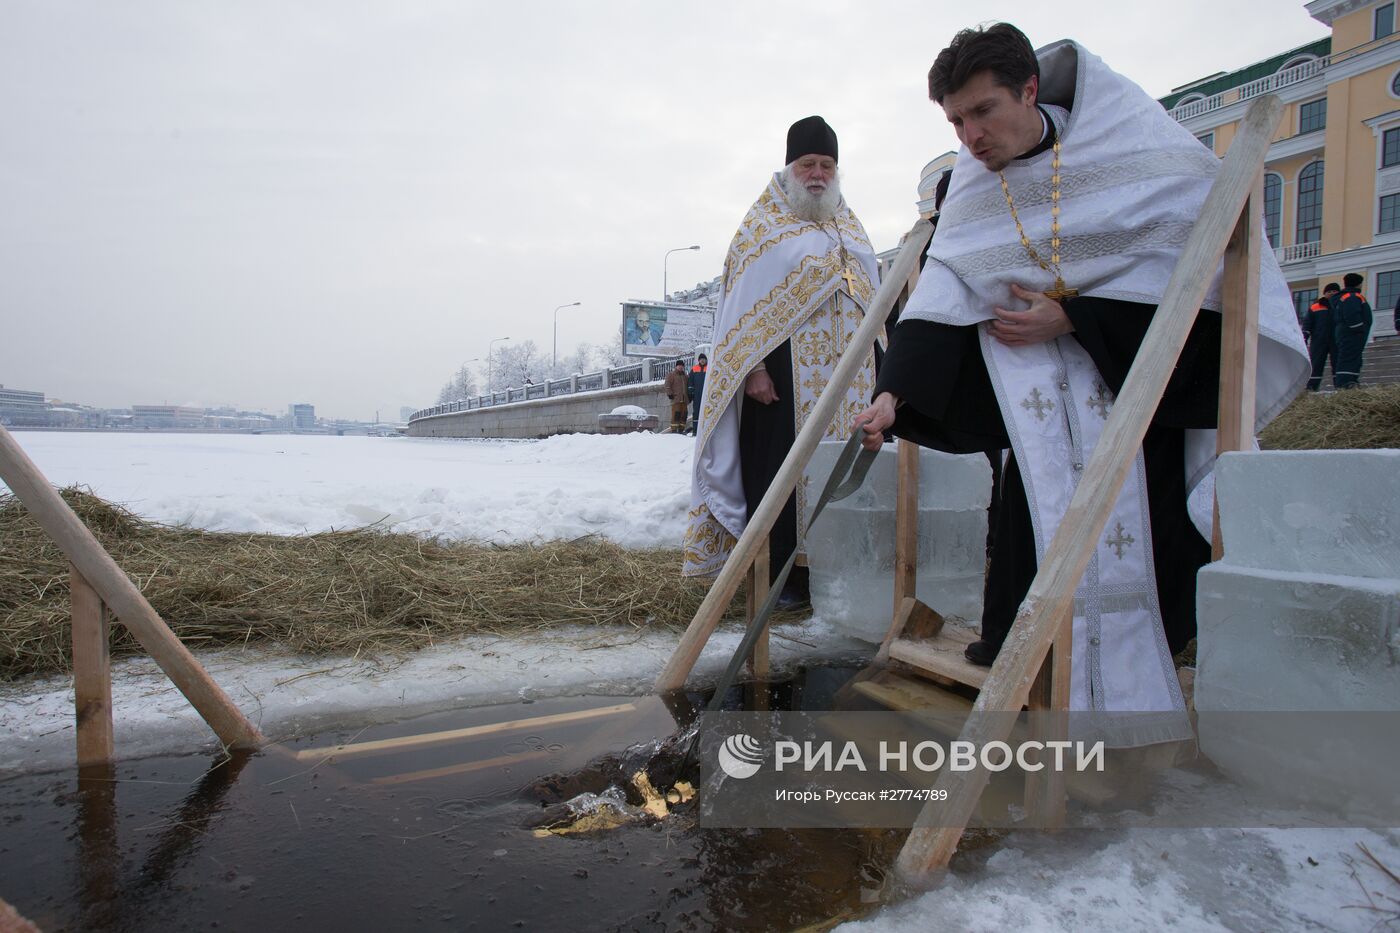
[0,425,263,751]
[895,93,1284,880]
[653,219,935,692]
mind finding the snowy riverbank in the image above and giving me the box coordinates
[1,431,695,547]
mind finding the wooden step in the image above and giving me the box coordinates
[886,625,988,691]
[838,671,1118,806]
[850,669,975,715]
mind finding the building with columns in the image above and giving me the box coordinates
[1161,0,1400,332]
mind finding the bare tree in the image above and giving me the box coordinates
[436,362,479,403]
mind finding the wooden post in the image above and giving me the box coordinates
[746,538,771,704]
[1023,611,1071,827]
[893,94,1284,882]
[0,426,262,750]
[654,219,935,693]
[1212,174,1263,560]
[893,439,920,623]
[70,564,114,766]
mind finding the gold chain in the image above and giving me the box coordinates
[998,138,1074,299]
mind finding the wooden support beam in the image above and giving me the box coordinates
[292,702,638,762]
[654,219,935,693]
[1022,612,1071,828]
[893,93,1284,882]
[1212,174,1263,560]
[893,440,920,622]
[0,425,262,750]
[747,540,771,710]
[70,564,114,767]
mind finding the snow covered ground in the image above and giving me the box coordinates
[4,430,1398,932]
[1,431,694,547]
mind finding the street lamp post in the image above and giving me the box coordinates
[552,301,581,370]
[663,245,701,301]
[487,337,510,394]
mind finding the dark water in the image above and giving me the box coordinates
[0,664,912,932]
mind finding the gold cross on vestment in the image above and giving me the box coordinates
[840,266,858,294]
[1044,281,1078,300]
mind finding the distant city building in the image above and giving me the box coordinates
[399,406,415,423]
[131,405,205,429]
[1160,0,1400,333]
[289,403,316,431]
[0,384,49,426]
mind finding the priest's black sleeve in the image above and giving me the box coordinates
[873,319,1009,454]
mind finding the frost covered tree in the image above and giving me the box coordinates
[550,343,598,380]
[487,340,549,391]
[436,363,479,403]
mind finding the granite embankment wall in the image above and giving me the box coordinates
[406,381,674,438]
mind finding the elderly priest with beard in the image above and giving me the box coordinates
[683,116,880,609]
[855,24,1308,748]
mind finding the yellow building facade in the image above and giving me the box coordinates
[1162,0,1400,333]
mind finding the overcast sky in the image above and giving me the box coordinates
[2,1,1326,420]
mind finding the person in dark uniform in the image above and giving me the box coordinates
[686,354,707,435]
[1303,282,1340,391]
[1333,272,1373,389]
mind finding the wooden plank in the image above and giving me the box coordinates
[70,564,114,766]
[843,672,1118,806]
[1212,177,1263,560]
[886,629,986,690]
[893,440,920,622]
[851,671,974,715]
[0,425,262,750]
[370,749,554,786]
[893,93,1285,882]
[1022,612,1072,829]
[292,702,638,762]
[0,896,41,933]
[898,596,946,641]
[746,538,771,699]
[654,219,936,693]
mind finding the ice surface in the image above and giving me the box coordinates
[804,442,991,641]
[1216,450,1400,578]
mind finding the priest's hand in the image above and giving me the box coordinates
[745,369,779,405]
[990,283,1075,346]
[853,393,897,452]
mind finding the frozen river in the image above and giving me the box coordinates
[0,431,694,548]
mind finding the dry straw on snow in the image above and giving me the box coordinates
[0,489,769,680]
[1259,384,1400,451]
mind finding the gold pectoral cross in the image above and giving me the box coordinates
[1044,279,1078,301]
[839,266,858,294]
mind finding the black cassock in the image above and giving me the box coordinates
[737,339,803,587]
[874,298,1223,655]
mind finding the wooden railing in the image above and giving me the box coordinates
[654,92,1284,882]
[0,427,263,765]
[895,93,1281,879]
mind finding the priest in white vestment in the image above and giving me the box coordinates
[856,24,1309,747]
[683,117,880,609]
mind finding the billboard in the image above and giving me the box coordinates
[621,302,715,358]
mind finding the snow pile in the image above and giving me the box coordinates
[2,431,694,548]
[610,404,652,419]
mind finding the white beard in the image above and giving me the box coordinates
[780,165,841,222]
